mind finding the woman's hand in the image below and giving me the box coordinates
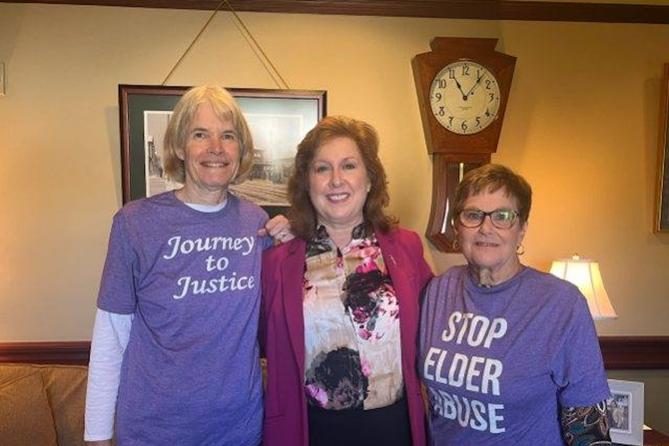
[259,214,294,243]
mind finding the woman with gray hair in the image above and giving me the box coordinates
[85,85,289,445]
[419,164,611,446]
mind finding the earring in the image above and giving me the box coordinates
[516,243,525,256]
[452,239,459,250]
[366,184,371,193]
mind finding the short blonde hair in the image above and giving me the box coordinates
[163,86,254,184]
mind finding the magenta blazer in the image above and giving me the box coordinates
[259,226,433,446]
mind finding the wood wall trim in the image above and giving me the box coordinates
[0,337,667,368]
[599,336,669,370]
[0,341,90,365]
[4,1,669,25]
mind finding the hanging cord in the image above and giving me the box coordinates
[162,0,226,85]
[161,0,289,89]
[223,0,290,89]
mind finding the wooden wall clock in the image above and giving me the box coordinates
[412,37,516,252]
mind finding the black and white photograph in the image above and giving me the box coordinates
[606,379,644,446]
[144,110,179,196]
[119,85,326,213]
[231,108,305,206]
[607,390,632,433]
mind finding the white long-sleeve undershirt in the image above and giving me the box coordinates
[84,199,227,441]
[84,309,132,441]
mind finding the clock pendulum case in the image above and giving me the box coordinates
[412,37,516,252]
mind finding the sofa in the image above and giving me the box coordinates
[0,363,87,446]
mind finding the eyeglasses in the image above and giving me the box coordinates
[457,208,519,229]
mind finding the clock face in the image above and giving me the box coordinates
[429,60,501,135]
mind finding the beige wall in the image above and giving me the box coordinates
[1,3,668,341]
[2,1,669,433]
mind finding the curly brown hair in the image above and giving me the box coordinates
[288,116,397,240]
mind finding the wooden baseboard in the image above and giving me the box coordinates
[0,341,90,365]
[599,336,669,370]
[0,337,667,369]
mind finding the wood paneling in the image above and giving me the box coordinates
[0,337,667,368]
[644,428,669,444]
[3,0,669,24]
[599,336,669,370]
[0,342,90,365]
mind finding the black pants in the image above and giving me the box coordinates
[307,397,412,446]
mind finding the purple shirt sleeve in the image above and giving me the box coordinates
[97,211,137,314]
[552,295,610,407]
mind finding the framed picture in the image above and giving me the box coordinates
[655,63,669,232]
[606,379,644,445]
[119,85,327,216]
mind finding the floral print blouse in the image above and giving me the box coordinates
[303,224,403,411]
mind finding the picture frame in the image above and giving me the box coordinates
[655,63,669,232]
[606,379,644,445]
[118,85,327,216]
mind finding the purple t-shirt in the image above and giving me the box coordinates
[97,192,270,446]
[419,266,610,446]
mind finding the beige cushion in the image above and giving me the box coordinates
[0,371,59,446]
[0,364,34,386]
[40,365,87,446]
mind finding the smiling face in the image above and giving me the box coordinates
[456,187,528,282]
[177,102,240,202]
[308,136,370,232]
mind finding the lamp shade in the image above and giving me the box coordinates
[549,255,617,320]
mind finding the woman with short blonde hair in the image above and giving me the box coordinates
[85,85,289,446]
[163,85,255,185]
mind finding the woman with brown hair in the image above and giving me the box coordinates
[260,115,433,446]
